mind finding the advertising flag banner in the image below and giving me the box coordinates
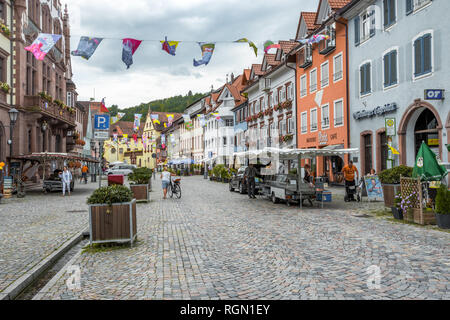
[193,42,215,67]
[235,38,258,57]
[134,114,142,131]
[161,36,179,56]
[100,98,109,113]
[71,36,103,60]
[25,33,62,61]
[263,40,281,53]
[122,38,142,69]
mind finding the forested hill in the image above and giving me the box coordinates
[108,91,205,122]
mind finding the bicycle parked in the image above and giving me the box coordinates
[168,176,182,199]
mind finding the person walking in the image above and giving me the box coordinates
[61,166,72,197]
[244,164,257,199]
[342,160,359,201]
[160,166,175,199]
[81,164,89,184]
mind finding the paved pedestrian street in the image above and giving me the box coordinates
[0,182,96,295]
[31,176,449,300]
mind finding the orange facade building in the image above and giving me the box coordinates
[295,0,351,184]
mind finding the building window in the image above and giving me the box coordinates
[310,108,318,132]
[363,133,373,175]
[383,49,398,88]
[383,0,396,28]
[225,119,233,127]
[280,87,286,102]
[0,1,5,22]
[279,119,286,135]
[355,9,375,46]
[360,61,371,95]
[26,52,37,96]
[287,117,294,134]
[320,61,329,88]
[379,131,388,171]
[310,68,317,93]
[223,137,227,146]
[300,75,307,97]
[334,99,344,127]
[333,53,343,82]
[406,0,432,15]
[321,104,329,129]
[413,32,432,78]
[0,56,4,83]
[287,84,294,100]
[301,112,307,133]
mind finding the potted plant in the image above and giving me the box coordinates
[128,167,152,202]
[38,91,53,103]
[435,184,450,229]
[379,165,413,208]
[87,185,137,245]
[392,192,403,220]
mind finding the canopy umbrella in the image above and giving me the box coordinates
[412,141,448,181]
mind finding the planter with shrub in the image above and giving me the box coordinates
[391,192,403,220]
[128,167,152,202]
[87,185,137,245]
[379,165,413,208]
[435,184,450,229]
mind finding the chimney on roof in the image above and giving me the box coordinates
[226,74,228,84]
[210,85,214,93]
[231,73,235,83]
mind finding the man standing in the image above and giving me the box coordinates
[61,166,72,197]
[81,164,89,184]
[342,160,359,201]
[244,164,257,199]
[160,166,175,199]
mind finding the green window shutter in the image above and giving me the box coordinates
[383,0,389,27]
[390,51,397,85]
[365,63,371,92]
[370,10,376,37]
[414,38,422,76]
[406,0,413,15]
[360,65,365,94]
[354,16,360,46]
[423,34,432,73]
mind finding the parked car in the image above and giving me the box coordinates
[106,164,136,176]
[43,169,74,193]
[229,165,267,194]
[260,174,315,206]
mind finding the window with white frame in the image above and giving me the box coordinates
[287,84,293,100]
[287,117,294,134]
[333,53,343,82]
[413,31,432,78]
[334,99,344,127]
[67,92,73,107]
[300,75,307,97]
[310,108,318,131]
[321,61,329,88]
[310,68,317,93]
[301,112,307,133]
[383,0,396,28]
[273,90,278,105]
[321,104,329,129]
[223,137,227,146]
[360,61,371,95]
[407,0,432,15]
[280,87,286,102]
[279,120,286,135]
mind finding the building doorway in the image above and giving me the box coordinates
[414,108,439,157]
[363,133,373,175]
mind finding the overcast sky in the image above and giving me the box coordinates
[65,0,317,109]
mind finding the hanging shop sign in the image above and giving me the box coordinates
[424,89,444,100]
[353,103,397,120]
[318,132,328,145]
[385,118,396,136]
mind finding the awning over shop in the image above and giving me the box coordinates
[168,157,194,165]
[11,152,100,163]
[233,147,359,160]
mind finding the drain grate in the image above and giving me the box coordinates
[352,214,372,218]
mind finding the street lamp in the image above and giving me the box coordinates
[90,140,97,182]
[8,108,19,159]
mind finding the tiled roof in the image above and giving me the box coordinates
[328,0,351,9]
[252,64,264,76]
[302,12,319,30]
[265,54,280,67]
[278,40,298,54]
[148,112,182,131]
[110,121,144,137]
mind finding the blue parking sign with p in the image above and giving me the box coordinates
[94,115,110,130]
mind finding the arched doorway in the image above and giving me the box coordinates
[398,100,443,166]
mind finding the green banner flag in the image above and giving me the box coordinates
[412,141,447,181]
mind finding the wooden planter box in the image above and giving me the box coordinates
[405,208,436,225]
[382,184,400,208]
[130,184,149,203]
[89,200,137,245]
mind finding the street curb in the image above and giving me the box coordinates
[0,230,84,300]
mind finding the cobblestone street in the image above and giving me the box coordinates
[30,176,449,300]
[0,181,97,295]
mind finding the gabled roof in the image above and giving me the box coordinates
[295,11,319,40]
[148,112,182,132]
[110,121,144,137]
[315,0,351,25]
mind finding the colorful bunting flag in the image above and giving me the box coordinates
[25,33,62,61]
[234,38,258,57]
[122,134,128,144]
[122,38,142,69]
[111,112,125,124]
[71,36,103,60]
[167,114,174,127]
[193,42,215,67]
[134,114,142,131]
[153,119,160,125]
[297,34,329,44]
[388,145,400,155]
[161,36,179,56]
[263,40,281,53]
[113,133,118,142]
[132,133,138,144]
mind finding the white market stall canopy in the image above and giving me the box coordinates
[233,147,359,160]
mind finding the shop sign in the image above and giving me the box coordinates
[428,138,439,146]
[353,103,397,120]
[318,132,328,145]
[306,137,316,143]
[385,118,396,136]
[424,89,444,100]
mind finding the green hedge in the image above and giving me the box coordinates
[128,167,152,185]
[435,184,450,215]
[87,185,133,205]
[378,165,413,184]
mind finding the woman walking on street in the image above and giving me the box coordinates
[61,166,72,197]
[161,166,175,199]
